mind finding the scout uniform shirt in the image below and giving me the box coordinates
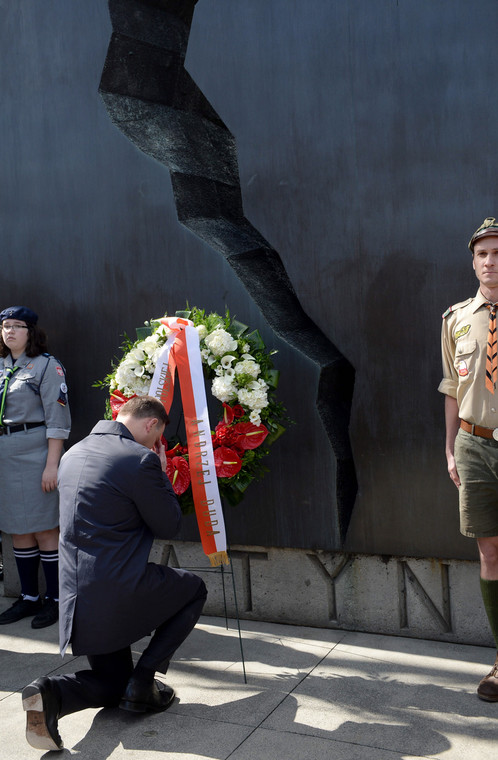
[0,352,70,438]
[439,288,498,429]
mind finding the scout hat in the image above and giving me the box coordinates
[468,217,498,251]
[0,306,38,325]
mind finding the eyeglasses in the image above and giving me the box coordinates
[1,324,28,332]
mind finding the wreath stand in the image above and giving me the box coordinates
[181,543,247,684]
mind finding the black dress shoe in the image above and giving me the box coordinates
[0,596,42,625]
[31,598,59,629]
[22,677,63,751]
[119,677,175,713]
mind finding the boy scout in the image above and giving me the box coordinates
[439,217,498,701]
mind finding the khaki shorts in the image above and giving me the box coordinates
[454,428,498,538]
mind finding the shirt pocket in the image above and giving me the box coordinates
[11,370,38,393]
[454,338,477,382]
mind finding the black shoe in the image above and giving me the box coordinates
[119,677,175,714]
[31,598,59,629]
[0,596,42,625]
[22,677,63,751]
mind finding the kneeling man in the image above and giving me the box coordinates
[22,396,207,750]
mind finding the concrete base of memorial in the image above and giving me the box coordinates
[151,541,493,648]
[2,534,492,647]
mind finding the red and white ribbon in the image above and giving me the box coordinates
[148,317,229,567]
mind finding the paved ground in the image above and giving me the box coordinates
[0,587,497,759]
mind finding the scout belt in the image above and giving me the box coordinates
[460,419,498,441]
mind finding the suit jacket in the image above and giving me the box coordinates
[58,420,200,656]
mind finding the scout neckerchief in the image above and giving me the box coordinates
[485,302,498,394]
[0,364,19,425]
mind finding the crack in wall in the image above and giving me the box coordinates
[99,0,357,543]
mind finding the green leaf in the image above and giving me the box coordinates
[231,319,248,337]
[266,369,280,389]
[244,330,265,350]
[136,326,152,340]
[265,423,287,446]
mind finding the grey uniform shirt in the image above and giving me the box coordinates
[0,352,71,438]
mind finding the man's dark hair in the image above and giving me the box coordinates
[119,396,169,426]
[0,325,48,358]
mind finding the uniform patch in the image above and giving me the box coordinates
[457,360,469,377]
[56,366,64,377]
[26,363,34,370]
[455,325,471,340]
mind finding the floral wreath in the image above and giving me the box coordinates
[97,307,288,512]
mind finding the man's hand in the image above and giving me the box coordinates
[447,453,461,488]
[153,439,168,472]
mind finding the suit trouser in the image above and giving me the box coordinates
[54,579,207,717]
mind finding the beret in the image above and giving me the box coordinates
[0,306,38,325]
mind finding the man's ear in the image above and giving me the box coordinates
[145,417,159,433]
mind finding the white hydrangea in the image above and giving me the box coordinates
[234,359,260,378]
[196,324,208,340]
[237,381,268,411]
[204,328,238,357]
[211,376,238,403]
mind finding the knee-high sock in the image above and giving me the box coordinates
[40,549,59,601]
[480,578,498,649]
[13,545,40,599]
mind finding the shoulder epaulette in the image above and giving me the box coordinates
[442,297,473,319]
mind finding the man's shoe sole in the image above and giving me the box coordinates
[22,683,63,751]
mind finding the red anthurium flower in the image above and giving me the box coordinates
[233,422,269,450]
[222,403,234,425]
[109,390,135,420]
[165,442,182,457]
[214,446,242,478]
[166,456,191,495]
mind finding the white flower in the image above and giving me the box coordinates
[242,343,250,353]
[237,385,268,411]
[215,365,224,376]
[196,324,208,340]
[234,359,260,378]
[129,347,145,362]
[211,376,237,403]
[223,367,235,378]
[221,354,236,368]
[204,328,238,356]
[249,410,261,426]
[201,348,210,360]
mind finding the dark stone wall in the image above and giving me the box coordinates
[1,0,495,560]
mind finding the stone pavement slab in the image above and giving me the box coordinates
[0,587,497,759]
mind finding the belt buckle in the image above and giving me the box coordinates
[493,429,498,441]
